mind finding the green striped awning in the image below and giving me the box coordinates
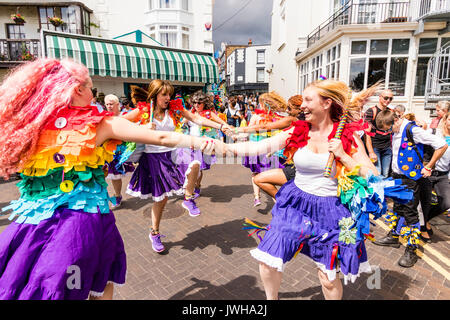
[43,31,219,84]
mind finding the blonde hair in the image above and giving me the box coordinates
[259,91,287,112]
[440,111,450,136]
[306,80,381,122]
[436,100,450,112]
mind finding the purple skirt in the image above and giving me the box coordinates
[250,180,371,284]
[126,151,190,202]
[242,155,285,174]
[176,148,216,171]
[105,160,135,180]
[0,208,126,300]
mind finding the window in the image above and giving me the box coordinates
[299,61,309,92]
[349,58,366,91]
[257,68,265,82]
[310,54,323,81]
[370,39,389,55]
[6,24,26,61]
[181,0,189,11]
[351,41,367,54]
[325,43,341,80]
[160,0,176,8]
[82,9,90,35]
[160,32,177,47]
[349,39,409,95]
[182,34,189,49]
[419,38,438,55]
[39,6,84,34]
[257,51,265,64]
[6,24,25,40]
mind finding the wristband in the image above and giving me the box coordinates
[424,166,432,172]
[235,128,239,134]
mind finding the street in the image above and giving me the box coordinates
[1,163,449,300]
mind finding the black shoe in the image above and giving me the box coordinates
[398,246,419,268]
[419,233,432,243]
[420,225,433,236]
[373,231,401,248]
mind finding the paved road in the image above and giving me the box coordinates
[0,163,449,300]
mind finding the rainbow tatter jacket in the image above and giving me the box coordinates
[2,106,121,225]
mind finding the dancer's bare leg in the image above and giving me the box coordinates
[253,169,287,199]
[259,262,282,300]
[111,179,122,197]
[251,174,260,201]
[185,163,200,196]
[317,269,343,300]
[195,171,204,190]
[151,197,168,232]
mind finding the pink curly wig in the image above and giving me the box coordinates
[0,58,90,179]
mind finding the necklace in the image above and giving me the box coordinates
[154,111,165,121]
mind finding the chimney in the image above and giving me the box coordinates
[248,38,252,46]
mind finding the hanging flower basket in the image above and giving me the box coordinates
[11,14,26,24]
[48,16,65,27]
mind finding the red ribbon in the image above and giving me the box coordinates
[330,244,339,269]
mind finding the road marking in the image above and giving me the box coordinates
[373,219,450,280]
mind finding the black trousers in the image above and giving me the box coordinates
[428,172,450,220]
[391,173,432,226]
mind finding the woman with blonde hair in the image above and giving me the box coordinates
[220,79,383,299]
[126,80,233,253]
[241,91,288,206]
[0,58,216,299]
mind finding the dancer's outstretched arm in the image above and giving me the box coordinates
[96,116,215,151]
[181,109,234,135]
[238,116,296,133]
[225,127,293,157]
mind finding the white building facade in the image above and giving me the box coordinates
[144,0,214,53]
[270,0,450,120]
[226,44,271,95]
[0,0,218,98]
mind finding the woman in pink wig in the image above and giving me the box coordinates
[0,58,216,300]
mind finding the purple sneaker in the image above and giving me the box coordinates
[112,195,122,209]
[182,198,201,217]
[149,232,165,253]
[253,198,261,207]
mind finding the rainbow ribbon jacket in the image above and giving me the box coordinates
[2,106,121,225]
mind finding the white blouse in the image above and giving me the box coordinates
[293,147,338,197]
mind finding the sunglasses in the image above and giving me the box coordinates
[383,96,393,101]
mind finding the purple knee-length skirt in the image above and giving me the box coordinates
[242,154,285,174]
[0,208,126,300]
[250,180,371,284]
[126,150,199,202]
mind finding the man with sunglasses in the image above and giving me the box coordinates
[364,89,394,177]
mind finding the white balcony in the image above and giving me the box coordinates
[410,0,450,21]
[145,8,193,27]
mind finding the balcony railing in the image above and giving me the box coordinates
[410,0,450,20]
[0,39,41,62]
[307,1,410,48]
[425,42,450,105]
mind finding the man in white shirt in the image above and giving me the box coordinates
[373,109,447,268]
